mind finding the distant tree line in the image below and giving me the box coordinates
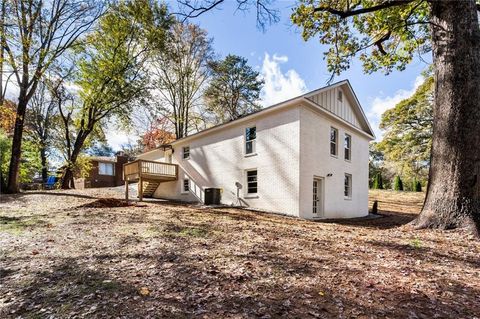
[370,72,433,193]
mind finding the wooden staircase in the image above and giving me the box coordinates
[141,181,160,198]
[123,160,178,202]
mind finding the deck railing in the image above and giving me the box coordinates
[123,159,178,181]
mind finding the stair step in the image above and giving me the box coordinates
[142,181,160,198]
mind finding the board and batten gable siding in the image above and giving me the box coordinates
[306,85,371,134]
[299,105,370,219]
[153,106,302,216]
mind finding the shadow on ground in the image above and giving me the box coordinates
[320,210,418,229]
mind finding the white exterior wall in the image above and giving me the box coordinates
[134,83,373,219]
[299,106,370,219]
[150,107,302,217]
[138,149,165,162]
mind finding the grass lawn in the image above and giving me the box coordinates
[0,188,479,318]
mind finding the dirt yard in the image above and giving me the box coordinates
[0,188,479,318]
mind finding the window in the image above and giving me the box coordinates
[330,127,338,156]
[338,90,343,102]
[183,179,189,192]
[344,134,351,161]
[183,146,190,159]
[245,126,256,155]
[98,162,114,176]
[246,170,257,194]
[344,174,352,198]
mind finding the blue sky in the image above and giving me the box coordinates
[188,1,430,136]
[106,1,430,148]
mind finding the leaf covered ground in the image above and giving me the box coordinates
[0,188,479,318]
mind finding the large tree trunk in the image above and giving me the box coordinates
[61,167,75,189]
[6,95,28,193]
[40,147,48,186]
[412,0,480,236]
[0,170,6,194]
[60,135,87,189]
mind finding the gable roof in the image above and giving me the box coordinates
[303,80,375,138]
[150,80,374,149]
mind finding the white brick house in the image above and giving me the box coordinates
[134,80,375,219]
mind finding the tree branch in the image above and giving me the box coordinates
[177,0,225,19]
[314,0,414,18]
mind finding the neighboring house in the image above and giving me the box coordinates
[82,152,129,188]
[128,80,375,219]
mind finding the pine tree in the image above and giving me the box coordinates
[373,173,384,190]
[414,180,422,192]
[393,176,404,191]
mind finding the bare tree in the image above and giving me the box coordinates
[3,0,102,193]
[0,1,7,105]
[176,0,279,30]
[26,77,62,184]
[150,22,213,139]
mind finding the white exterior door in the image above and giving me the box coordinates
[312,178,324,217]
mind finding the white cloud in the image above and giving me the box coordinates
[2,74,19,101]
[260,53,308,107]
[367,75,424,140]
[105,122,140,151]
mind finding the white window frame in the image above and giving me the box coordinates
[338,90,343,102]
[344,173,352,199]
[344,133,351,161]
[182,146,190,159]
[245,169,258,197]
[245,125,257,156]
[330,127,338,157]
[98,162,114,176]
[182,178,190,194]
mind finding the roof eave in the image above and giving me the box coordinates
[169,96,305,146]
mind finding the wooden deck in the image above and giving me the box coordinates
[123,160,178,201]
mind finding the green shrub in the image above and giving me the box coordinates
[409,238,422,249]
[372,173,384,189]
[393,176,404,191]
[414,180,422,192]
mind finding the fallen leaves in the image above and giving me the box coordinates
[0,188,479,318]
[138,287,150,297]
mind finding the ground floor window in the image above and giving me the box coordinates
[344,174,352,198]
[246,170,257,194]
[99,162,114,176]
[183,179,189,192]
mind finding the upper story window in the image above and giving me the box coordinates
[99,162,114,176]
[183,179,189,192]
[338,90,343,102]
[330,127,338,156]
[183,146,190,159]
[246,169,258,194]
[245,126,256,155]
[344,174,352,199]
[344,134,351,161]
